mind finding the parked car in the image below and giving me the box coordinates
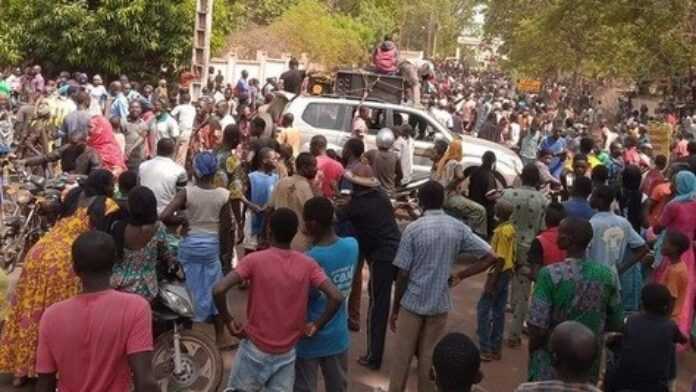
[277,94,523,185]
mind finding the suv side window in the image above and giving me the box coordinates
[392,110,438,141]
[302,103,347,131]
[348,105,386,135]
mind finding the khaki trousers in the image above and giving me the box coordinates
[388,309,448,392]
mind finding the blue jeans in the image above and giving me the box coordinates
[225,339,296,392]
[476,271,511,353]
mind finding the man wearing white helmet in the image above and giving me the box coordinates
[364,128,402,193]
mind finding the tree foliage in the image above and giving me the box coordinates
[481,0,696,82]
[0,0,232,79]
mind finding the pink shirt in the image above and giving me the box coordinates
[316,155,344,199]
[36,290,153,392]
[236,247,327,354]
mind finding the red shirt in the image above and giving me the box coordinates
[236,247,327,354]
[316,155,344,198]
[36,290,153,392]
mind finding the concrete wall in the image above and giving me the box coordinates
[209,50,314,86]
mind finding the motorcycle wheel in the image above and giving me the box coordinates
[152,328,224,392]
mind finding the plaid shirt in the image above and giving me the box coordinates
[394,210,491,315]
[515,381,601,392]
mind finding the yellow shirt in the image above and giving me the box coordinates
[491,221,517,271]
[278,127,302,157]
[0,268,9,320]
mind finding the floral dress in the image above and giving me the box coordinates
[0,200,119,378]
[527,258,624,382]
[111,222,173,301]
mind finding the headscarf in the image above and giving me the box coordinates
[193,151,218,178]
[436,138,463,177]
[87,115,126,173]
[670,171,696,204]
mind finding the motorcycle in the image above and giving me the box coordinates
[0,172,67,272]
[151,267,224,391]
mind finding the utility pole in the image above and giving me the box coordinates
[190,0,213,100]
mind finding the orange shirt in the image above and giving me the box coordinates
[661,260,688,321]
[648,182,671,228]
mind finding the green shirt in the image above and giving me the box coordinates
[527,258,624,382]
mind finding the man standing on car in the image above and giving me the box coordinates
[280,58,305,95]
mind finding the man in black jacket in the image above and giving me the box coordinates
[338,162,401,370]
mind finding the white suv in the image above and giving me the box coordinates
[282,95,523,185]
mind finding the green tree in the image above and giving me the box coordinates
[0,0,233,79]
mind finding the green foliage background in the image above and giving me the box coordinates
[481,0,696,82]
[0,0,474,77]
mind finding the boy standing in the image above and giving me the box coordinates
[213,209,343,391]
[294,197,359,392]
[36,231,156,392]
[658,231,691,324]
[477,200,516,361]
[528,202,568,273]
[605,284,687,392]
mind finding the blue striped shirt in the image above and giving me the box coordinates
[394,210,491,315]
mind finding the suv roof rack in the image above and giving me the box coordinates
[319,94,387,104]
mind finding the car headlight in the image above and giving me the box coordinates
[160,287,195,318]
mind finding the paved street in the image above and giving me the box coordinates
[1,265,695,391]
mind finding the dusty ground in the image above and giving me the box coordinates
[0,265,694,392]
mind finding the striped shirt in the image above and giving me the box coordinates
[394,210,491,315]
[515,381,601,392]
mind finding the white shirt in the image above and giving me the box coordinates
[392,136,414,184]
[431,107,453,129]
[88,85,107,116]
[220,114,236,131]
[171,104,196,136]
[151,114,180,142]
[508,122,521,146]
[139,156,188,214]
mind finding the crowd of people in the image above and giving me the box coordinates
[0,54,694,392]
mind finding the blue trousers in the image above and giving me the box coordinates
[476,271,511,353]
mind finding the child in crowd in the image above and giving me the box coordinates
[606,283,687,392]
[433,333,487,392]
[658,230,691,325]
[528,202,567,278]
[242,147,278,254]
[477,200,516,361]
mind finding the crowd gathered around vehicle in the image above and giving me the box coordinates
[0,45,695,392]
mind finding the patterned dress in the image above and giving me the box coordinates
[111,222,173,301]
[527,258,624,382]
[0,200,118,377]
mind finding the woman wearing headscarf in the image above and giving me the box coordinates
[0,170,118,387]
[434,137,463,187]
[654,170,696,345]
[87,114,126,176]
[111,186,178,301]
[160,152,234,348]
[618,165,645,312]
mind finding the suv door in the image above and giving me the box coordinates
[387,108,441,178]
[299,101,350,148]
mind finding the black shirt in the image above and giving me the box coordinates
[280,69,305,95]
[338,188,401,261]
[610,313,681,391]
[249,136,280,171]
